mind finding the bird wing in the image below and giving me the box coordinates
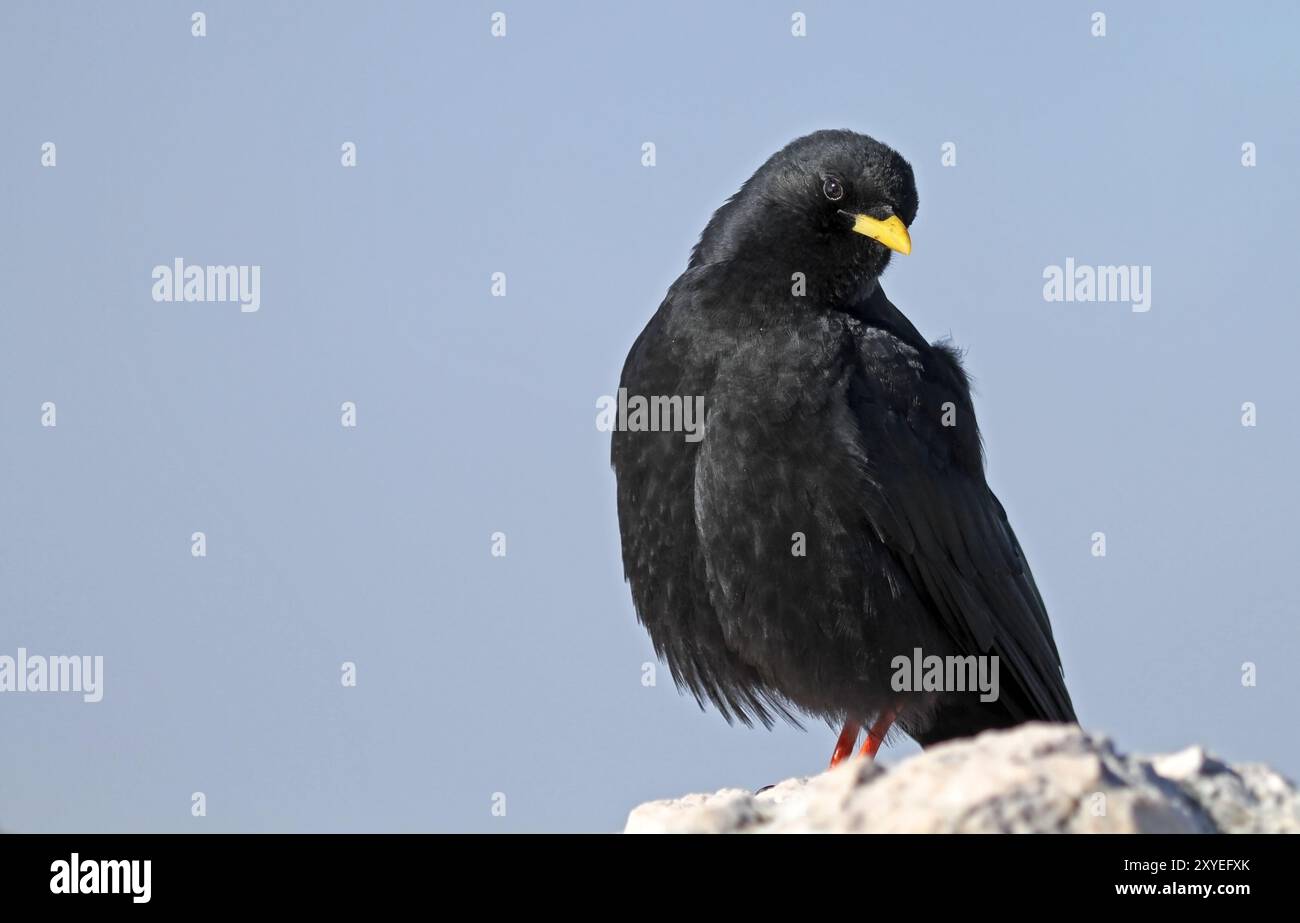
[612,272,800,728]
[848,339,1076,724]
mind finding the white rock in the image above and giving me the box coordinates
[623,724,1299,834]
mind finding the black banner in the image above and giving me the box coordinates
[0,834,1291,908]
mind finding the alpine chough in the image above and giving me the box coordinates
[611,129,1075,766]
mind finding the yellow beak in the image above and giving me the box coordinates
[849,214,912,255]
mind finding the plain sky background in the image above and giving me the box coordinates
[2,1,1298,832]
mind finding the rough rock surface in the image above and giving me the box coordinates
[624,723,1299,834]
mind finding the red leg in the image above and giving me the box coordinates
[828,720,860,768]
[859,708,896,759]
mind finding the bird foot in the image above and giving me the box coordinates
[828,709,897,768]
[859,708,896,758]
[828,720,861,769]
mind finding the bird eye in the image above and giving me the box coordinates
[822,176,844,201]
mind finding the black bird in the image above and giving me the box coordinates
[611,130,1075,766]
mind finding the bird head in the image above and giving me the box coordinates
[690,130,918,304]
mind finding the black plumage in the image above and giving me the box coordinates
[611,130,1075,758]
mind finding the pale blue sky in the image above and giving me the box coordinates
[1,1,1297,832]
